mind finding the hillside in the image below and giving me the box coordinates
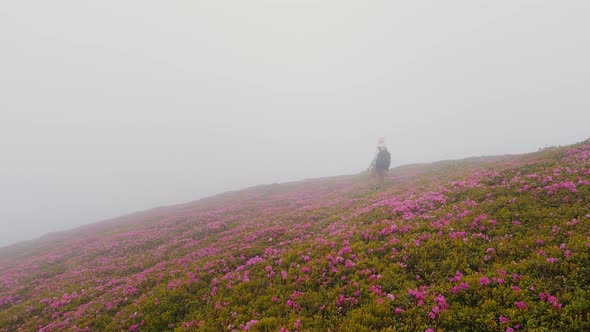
[1,140,590,331]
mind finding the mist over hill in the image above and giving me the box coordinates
[1,139,590,331]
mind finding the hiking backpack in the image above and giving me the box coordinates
[376,149,391,169]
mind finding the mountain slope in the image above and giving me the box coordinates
[1,141,590,331]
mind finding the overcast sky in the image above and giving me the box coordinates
[1,1,589,248]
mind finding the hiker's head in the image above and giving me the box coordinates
[377,137,386,149]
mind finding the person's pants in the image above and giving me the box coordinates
[371,167,387,186]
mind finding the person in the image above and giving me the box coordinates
[369,138,391,190]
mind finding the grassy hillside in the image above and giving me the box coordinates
[1,140,589,331]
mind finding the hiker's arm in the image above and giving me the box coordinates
[368,151,378,170]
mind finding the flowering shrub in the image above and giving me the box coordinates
[1,140,590,331]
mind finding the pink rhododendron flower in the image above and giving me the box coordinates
[449,270,463,282]
[242,320,258,330]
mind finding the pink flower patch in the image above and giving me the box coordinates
[479,277,491,286]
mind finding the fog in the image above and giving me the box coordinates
[1,1,589,248]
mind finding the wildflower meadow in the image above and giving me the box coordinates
[1,140,589,331]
